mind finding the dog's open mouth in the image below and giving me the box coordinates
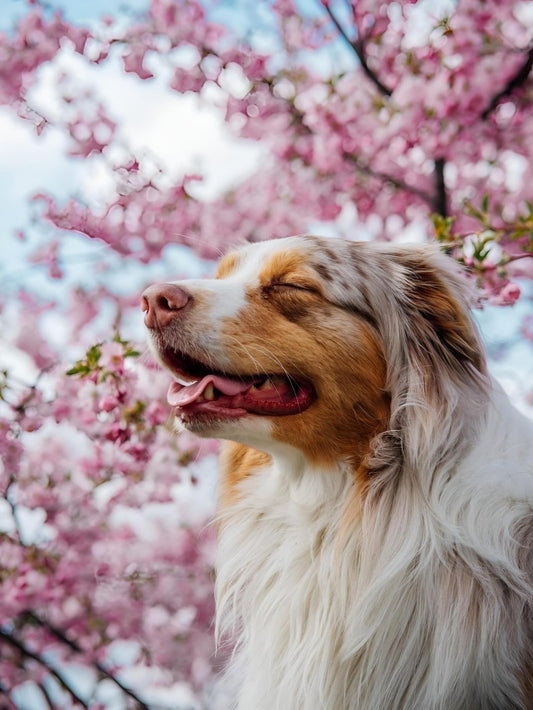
[161,346,315,417]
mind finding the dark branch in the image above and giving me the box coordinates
[320,2,393,96]
[316,2,444,211]
[433,157,447,216]
[27,612,150,710]
[345,155,436,207]
[482,46,533,119]
[38,681,55,710]
[0,628,89,708]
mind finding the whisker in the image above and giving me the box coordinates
[221,335,271,380]
[169,231,228,259]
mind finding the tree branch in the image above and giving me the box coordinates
[345,154,436,207]
[0,628,89,709]
[319,1,393,96]
[27,612,150,710]
[38,681,55,710]
[315,3,447,213]
[482,46,533,120]
[433,157,447,216]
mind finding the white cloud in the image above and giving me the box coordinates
[28,46,264,204]
[0,109,81,217]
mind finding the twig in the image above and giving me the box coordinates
[38,681,55,710]
[344,154,436,207]
[10,364,56,415]
[433,157,447,216]
[27,612,150,710]
[503,252,533,264]
[314,2,449,211]
[482,46,533,119]
[319,1,392,96]
[0,628,89,709]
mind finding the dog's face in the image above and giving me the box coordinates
[142,236,484,468]
[142,236,390,465]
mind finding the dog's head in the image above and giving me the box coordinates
[142,236,487,474]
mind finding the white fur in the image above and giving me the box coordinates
[170,277,248,324]
[215,391,532,710]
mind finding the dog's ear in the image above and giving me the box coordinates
[389,250,486,384]
[355,245,488,484]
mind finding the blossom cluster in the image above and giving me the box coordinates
[1,331,217,705]
[8,0,530,299]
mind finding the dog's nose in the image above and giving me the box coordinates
[141,283,192,329]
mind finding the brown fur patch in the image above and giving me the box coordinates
[219,441,271,508]
[322,246,341,263]
[313,262,333,281]
[258,249,322,292]
[216,252,240,279]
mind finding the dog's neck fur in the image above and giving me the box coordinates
[216,456,356,709]
[215,383,531,710]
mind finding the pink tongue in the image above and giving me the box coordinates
[167,375,252,407]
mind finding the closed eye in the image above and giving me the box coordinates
[266,282,318,294]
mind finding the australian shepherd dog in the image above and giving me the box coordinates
[143,236,533,710]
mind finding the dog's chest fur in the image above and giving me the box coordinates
[215,426,531,710]
[216,459,357,710]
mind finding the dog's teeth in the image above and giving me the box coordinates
[204,384,215,400]
[257,379,273,391]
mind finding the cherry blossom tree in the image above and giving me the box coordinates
[1,0,532,707]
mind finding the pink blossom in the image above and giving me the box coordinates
[67,106,116,157]
[122,46,154,80]
[29,239,62,279]
[99,342,125,373]
[145,400,169,426]
[170,66,206,93]
[99,395,119,412]
[489,281,521,306]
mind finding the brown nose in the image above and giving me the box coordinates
[141,283,192,329]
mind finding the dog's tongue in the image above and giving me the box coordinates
[167,375,251,407]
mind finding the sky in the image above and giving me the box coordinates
[1,0,148,29]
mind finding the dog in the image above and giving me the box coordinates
[142,236,533,710]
